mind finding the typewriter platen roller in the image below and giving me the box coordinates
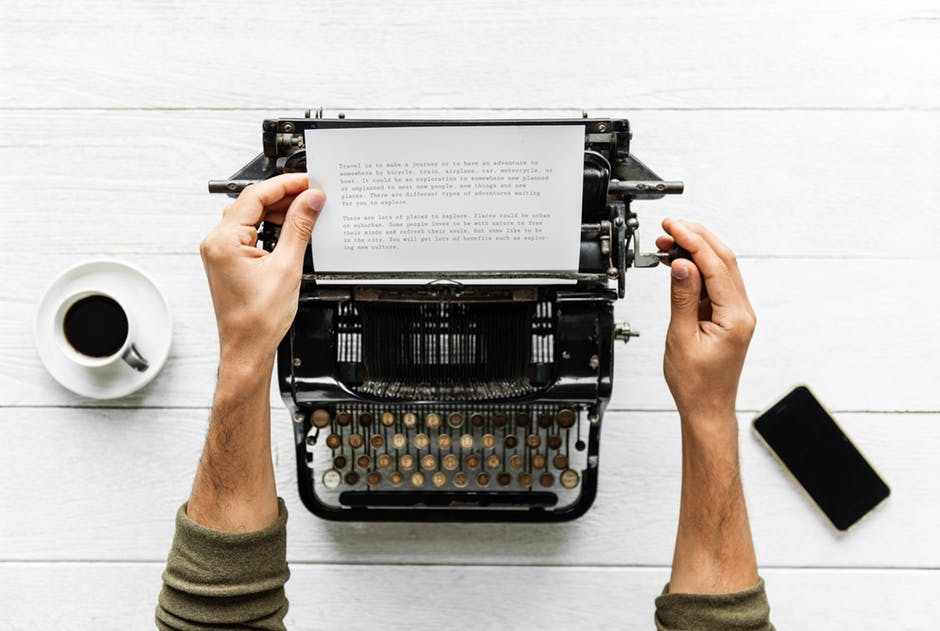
[209,113,682,521]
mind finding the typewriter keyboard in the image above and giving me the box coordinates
[305,405,589,505]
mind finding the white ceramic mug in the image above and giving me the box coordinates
[52,290,150,372]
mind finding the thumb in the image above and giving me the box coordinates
[668,259,702,334]
[272,188,326,263]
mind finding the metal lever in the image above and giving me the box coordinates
[632,227,661,268]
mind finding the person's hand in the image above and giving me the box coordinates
[199,173,326,369]
[657,219,756,424]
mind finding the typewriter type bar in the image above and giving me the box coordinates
[209,112,682,522]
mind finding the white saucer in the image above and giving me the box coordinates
[35,260,172,399]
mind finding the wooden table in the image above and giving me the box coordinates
[1,2,937,628]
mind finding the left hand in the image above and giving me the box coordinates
[199,173,326,368]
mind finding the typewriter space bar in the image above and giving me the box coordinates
[339,491,558,508]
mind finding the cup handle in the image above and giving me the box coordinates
[122,343,150,372]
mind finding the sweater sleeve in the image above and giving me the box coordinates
[155,498,290,630]
[654,578,775,631]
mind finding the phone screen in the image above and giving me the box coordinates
[753,386,889,531]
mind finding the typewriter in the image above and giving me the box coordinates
[209,111,682,521]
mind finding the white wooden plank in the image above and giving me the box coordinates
[0,562,934,631]
[0,254,935,412]
[1,1,938,109]
[1,408,935,567]
[1,109,938,259]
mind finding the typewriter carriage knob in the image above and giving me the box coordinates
[613,322,639,344]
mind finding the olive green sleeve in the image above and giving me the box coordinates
[155,498,290,630]
[654,578,775,631]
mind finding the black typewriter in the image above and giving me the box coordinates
[209,111,682,521]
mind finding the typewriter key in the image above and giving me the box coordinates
[552,454,568,470]
[459,434,474,450]
[381,411,396,427]
[389,471,404,487]
[539,472,555,487]
[370,435,385,450]
[333,455,348,469]
[421,454,437,470]
[348,434,364,449]
[481,434,496,449]
[312,409,331,429]
[432,471,447,488]
[400,454,416,470]
[556,408,576,429]
[518,472,533,487]
[392,433,407,450]
[560,469,580,489]
[575,440,587,451]
[414,433,430,449]
[403,412,418,428]
[322,469,341,489]
[492,412,508,428]
[437,434,452,449]
[525,434,541,449]
[366,471,382,486]
[497,472,513,486]
[476,472,491,487]
[509,454,524,470]
[486,454,501,470]
[336,412,352,427]
[515,412,531,428]
[442,454,459,470]
[356,454,371,469]
[377,454,393,470]
[358,412,374,427]
[345,471,360,485]
[469,413,486,428]
[447,412,464,429]
[326,434,342,449]
[453,472,469,488]
[410,472,426,487]
[465,454,481,469]
[538,413,554,429]
[504,435,519,449]
[425,412,442,429]
[532,453,547,469]
[547,435,563,450]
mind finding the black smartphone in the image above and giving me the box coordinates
[753,385,890,531]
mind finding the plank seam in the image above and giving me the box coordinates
[0,560,937,571]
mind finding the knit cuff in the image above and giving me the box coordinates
[655,578,774,631]
[156,498,290,630]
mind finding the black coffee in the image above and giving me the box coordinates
[63,295,129,358]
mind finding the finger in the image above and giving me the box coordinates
[655,235,675,257]
[236,225,259,248]
[270,188,327,265]
[662,219,739,309]
[224,173,309,226]
[679,220,750,300]
[679,222,737,268]
[667,258,703,337]
[258,194,299,219]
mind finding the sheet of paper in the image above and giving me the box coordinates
[306,124,584,281]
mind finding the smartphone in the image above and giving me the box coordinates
[752,385,890,531]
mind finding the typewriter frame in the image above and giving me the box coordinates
[210,113,682,522]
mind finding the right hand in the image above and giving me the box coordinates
[657,219,756,424]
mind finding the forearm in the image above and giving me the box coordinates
[669,414,758,594]
[187,349,279,532]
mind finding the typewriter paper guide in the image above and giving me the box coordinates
[306,125,584,283]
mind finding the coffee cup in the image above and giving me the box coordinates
[52,290,150,372]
